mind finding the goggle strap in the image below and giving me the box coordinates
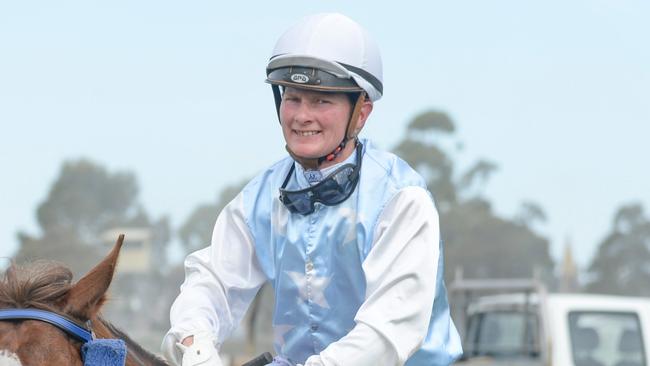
[280,162,295,191]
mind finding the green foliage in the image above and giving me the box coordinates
[409,110,455,133]
[393,131,457,209]
[178,179,248,254]
[16,228,103,277]
[442,198,554,281]
[458,160,498,194]
[178,203,219,253]
[586,203,650,296]
[35,160,139,237]
[395,110,555,282]
[515,201,548,227]
[15,159,163,275]
[15,160,170,260]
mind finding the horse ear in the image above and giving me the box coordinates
[64,234,124,320]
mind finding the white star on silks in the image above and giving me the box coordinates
[287,271,332,309]
[337,207,363,245]
[272,201,290,236]
[273,323,295,352]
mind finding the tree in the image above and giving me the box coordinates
[14,158,172,352]
[15,159,157,275]
[515,201,548,228]
[393,110,458,210]
[178,179,248,254]
[394,110,555,282]
[442,198,554,281]
[586,203,650,296]
[35,160,138,239]
[458,160,498,199]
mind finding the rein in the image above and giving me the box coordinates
[0,308,93,343]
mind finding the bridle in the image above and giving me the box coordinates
[0,308,94,343]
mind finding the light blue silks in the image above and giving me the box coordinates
[243,139,462,365]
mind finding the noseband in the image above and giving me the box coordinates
[0,308,93,342]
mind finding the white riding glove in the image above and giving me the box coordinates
[301,355,325,366]
[176,331,223,366]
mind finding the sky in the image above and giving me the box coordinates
[1,1,649,272]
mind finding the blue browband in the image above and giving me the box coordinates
[0,308,93,343]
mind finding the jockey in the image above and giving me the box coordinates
[162,13,462,366]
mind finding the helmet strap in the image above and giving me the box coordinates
[344,92,366,143]
[272,84,283,123]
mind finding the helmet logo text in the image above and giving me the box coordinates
[290,74,310,83]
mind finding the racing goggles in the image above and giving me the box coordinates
[279,142,363,215]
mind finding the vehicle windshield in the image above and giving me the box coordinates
[569,311,646,366]
[464,310,539,358]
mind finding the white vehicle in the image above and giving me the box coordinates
[450,278,650,366]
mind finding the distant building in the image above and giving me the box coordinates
[559,236,579,292]
[101,228,153,273]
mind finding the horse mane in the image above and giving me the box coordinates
[1,260,169,365]
[0,260,73,311]
[95,318,169,366]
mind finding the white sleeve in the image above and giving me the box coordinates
[161,193,267,364]
[308,186,439,366]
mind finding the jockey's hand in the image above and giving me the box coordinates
[176,331,223,366]
[295,355,324,366]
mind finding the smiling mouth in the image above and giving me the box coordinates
[294,130,321,136]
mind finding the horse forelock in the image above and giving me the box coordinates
[0,261,86,366]
[0,260,73,312]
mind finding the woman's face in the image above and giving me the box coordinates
[279,87,353,165]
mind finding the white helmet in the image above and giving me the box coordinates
[266,13,383,101]
[266,13,383,168]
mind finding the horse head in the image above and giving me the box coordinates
[0,235,132,365]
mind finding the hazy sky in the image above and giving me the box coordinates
[1,1,649,271]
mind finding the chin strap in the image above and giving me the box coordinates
[284,91,366,170]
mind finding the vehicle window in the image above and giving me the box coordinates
[465,311,539,358]
[569,311,646,366]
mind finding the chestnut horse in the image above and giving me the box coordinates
[0,235,169,366]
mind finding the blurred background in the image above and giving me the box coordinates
[1,0,649,361]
